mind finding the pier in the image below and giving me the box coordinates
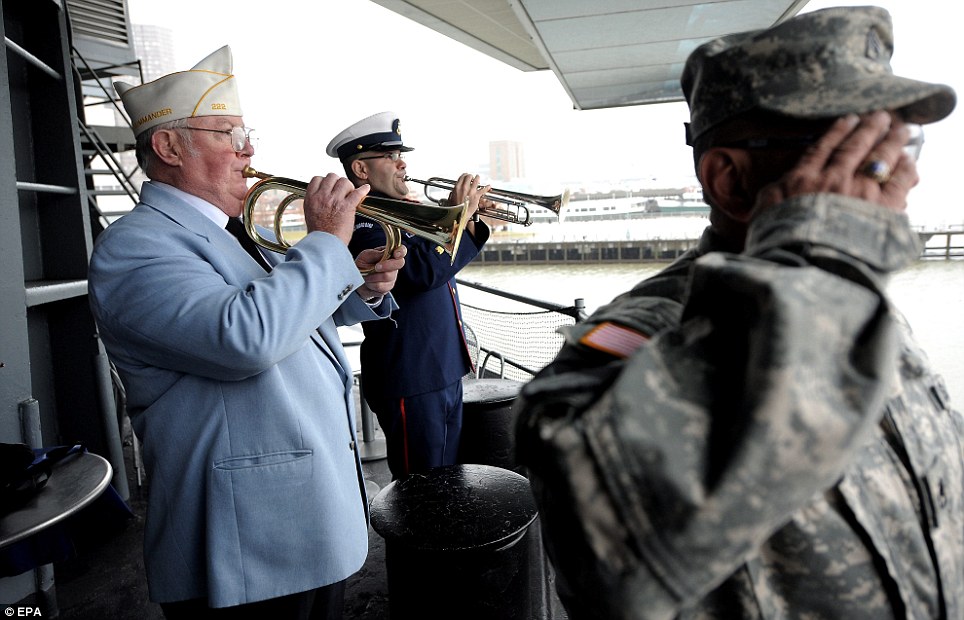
[917,226,964,260]
[471,223,964,265]
[477,238,698,264]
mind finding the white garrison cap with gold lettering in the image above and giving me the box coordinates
[326,111,414,161]
[114,45,242,137]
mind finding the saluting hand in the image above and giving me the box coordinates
[755,111,917,217]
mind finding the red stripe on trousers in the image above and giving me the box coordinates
[400,397,410,476]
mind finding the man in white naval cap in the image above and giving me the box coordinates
[327,112,491,480]
[90,46,407,619]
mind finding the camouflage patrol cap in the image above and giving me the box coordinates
[681,6,956,145]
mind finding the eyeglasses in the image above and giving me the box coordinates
[357,152,404,162]
[722,124,924,161]
[183,125,257,152]
[902,124,925,161]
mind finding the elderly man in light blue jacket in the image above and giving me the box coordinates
[89,45,407,619]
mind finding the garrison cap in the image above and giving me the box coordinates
[681,6,956,145]
[326,111,414,161]
[114,46,242,136]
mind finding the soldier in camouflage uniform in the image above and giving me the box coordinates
[515,6,963,619]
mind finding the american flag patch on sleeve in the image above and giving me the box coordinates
[579,322,649,359]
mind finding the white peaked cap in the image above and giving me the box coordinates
[114,45,243,136]
[326,111,414,161]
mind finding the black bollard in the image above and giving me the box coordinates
[458,378,524,471]
[370,464,538,620]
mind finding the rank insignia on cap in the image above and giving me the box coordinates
[866,27,883,60]
[393,118,402,136]
[579,322,649,359]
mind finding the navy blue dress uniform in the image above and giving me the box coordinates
[327,112,490,479]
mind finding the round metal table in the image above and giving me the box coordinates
[0,451,112,549]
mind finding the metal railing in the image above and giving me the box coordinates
[456,278,586,381]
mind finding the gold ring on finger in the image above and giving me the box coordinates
[860,159,892,184]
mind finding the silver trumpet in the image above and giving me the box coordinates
[405,176,569,226]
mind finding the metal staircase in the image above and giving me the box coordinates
[71,44,141,232]
[65,0,144,232]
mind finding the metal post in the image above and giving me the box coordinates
[357,375,386,462]
[93,340,130,500]
[574,298,586,321]
[19,398,57,617]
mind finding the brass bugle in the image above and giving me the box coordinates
[405,176,570,226]
[242,166,472,274]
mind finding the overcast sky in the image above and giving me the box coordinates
[125,0,961,226]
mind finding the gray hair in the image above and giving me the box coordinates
[135,118,198,178]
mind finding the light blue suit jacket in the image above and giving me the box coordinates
[88,182,396,607]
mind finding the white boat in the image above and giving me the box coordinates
[528,189,709,223]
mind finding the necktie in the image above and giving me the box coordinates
[225,217,272,271]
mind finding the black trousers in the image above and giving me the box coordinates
[160,579,346,620]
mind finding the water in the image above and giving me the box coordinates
[460,259,964,407]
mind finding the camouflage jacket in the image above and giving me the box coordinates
[515,194,964,619]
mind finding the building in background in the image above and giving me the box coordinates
[131,24,176,81]
[489,140,525,182]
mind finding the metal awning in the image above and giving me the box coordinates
[370,0,810,110]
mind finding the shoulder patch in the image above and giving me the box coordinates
[579,321,649,359]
